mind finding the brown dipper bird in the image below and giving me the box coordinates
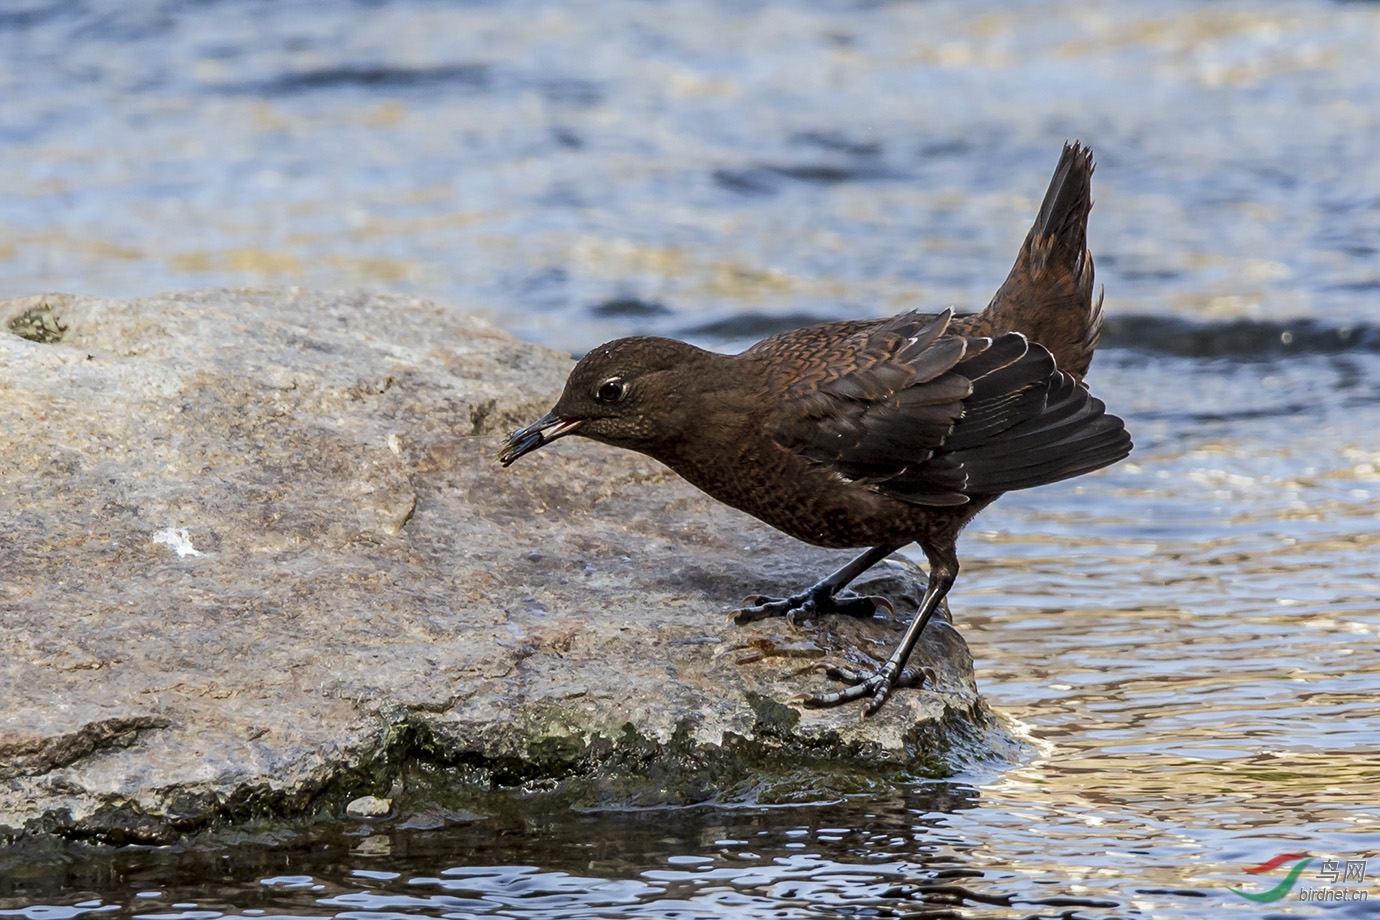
[498,142,1130,714]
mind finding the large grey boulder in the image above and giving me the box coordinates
[0,289,1012,845]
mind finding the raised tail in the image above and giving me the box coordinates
[955,141,1102,380]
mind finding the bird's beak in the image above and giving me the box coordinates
[497,412,583,467]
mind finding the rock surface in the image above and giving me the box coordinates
[0,289,1012,845]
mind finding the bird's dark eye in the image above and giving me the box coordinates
[596,377,627,403]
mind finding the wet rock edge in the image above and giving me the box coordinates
[3,697,1012,849]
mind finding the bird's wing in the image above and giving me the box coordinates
[763,309,977,505]
[765,309,1131,506]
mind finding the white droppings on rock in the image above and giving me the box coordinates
[152,527,203,557]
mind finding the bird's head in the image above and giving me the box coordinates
[497,336,709,466]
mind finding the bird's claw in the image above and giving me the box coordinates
[730,590,891,626]
[797,662,932,716]
[729,593,810,625]
[865,595,895,617]
[824,663,865,683]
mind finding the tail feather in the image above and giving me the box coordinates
[954,141,1102,381]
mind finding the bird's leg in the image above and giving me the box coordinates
[798,542,958,716]
[732,542,905,626]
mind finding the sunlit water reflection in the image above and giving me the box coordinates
[4,0,1380,917]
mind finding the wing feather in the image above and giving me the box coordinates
[763,312,1130,506]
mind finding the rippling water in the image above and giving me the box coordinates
[3,0,1379,917]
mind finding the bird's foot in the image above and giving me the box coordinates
[793,663,935,717]
[730,587,893,627]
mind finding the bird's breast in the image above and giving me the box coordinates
[658,436,941,549]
